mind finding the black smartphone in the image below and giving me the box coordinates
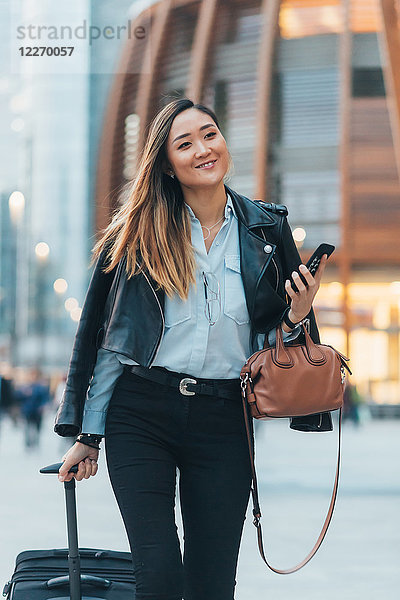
[290,243,335,293]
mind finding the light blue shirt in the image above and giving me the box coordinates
[81,191,300,435]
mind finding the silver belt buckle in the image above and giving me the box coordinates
[179,377,197,396]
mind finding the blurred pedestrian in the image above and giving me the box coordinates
[18,368,51,449]
[54,98,330,600]
[0,366,18,429]
[343,379,362,426]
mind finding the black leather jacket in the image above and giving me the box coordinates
[54,184,333,437]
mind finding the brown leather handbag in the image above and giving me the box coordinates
[240,320,352,574]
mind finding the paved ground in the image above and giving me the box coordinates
[0,408,399,599]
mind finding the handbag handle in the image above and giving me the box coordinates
[240,382,342,574]
[274,321,327,365]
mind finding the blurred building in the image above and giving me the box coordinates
[0,193,17,362]
[87,0,145,234]
[0,0,92,369]
[0,0,134,369]
[0,2,22,363]
[93,0,400,405]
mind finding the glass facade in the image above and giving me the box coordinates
[270,33,341,249]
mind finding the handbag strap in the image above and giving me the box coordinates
[240,381,342,574]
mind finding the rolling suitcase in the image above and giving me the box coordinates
[3,462,136,599]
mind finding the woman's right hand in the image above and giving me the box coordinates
[58,442,99,483]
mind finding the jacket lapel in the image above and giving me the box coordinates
[225,184,277,229]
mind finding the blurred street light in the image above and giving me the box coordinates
[293,227,306,242]
[70,307,82,322]
[8,191,25,224]
[35,241,50,261]
[53,278,68,294]
[34,244,50,365]
[64,297,79,312]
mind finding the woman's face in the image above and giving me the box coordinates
[165,108,229,189]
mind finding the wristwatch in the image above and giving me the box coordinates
[282,310,300,330]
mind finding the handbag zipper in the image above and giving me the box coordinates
[244,340,347,372]
[142,269,165,366]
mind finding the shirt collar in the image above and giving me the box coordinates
[184,189,237,222]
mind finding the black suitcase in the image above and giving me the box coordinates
[3,462,136,599]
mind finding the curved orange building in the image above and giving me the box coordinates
[95,0,400,406]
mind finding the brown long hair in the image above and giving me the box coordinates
[91,98,233,300]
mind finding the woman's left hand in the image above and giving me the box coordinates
[284,254,328,323]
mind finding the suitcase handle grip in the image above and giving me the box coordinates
[39,462,79,474]
[46,574,111,589]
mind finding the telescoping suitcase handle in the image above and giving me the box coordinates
[40,462,110,600]
[40,462,79,474]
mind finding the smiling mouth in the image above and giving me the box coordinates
[195,159,217,169]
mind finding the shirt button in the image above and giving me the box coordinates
[216,242,220,245]
[263,244,273,254]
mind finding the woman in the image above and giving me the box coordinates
[55,98,329,600]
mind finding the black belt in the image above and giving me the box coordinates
[127,365,241,401]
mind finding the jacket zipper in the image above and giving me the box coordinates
[260,228,279,292]
[142,270,165,366]
[261,226,310,335]
[271,256,279,292]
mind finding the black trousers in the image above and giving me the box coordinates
[105,366,254,600]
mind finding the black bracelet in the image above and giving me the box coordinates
[282,310,300,330]
[76,433,102,449]
[80,432,103,443]
[77,439,100,450]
